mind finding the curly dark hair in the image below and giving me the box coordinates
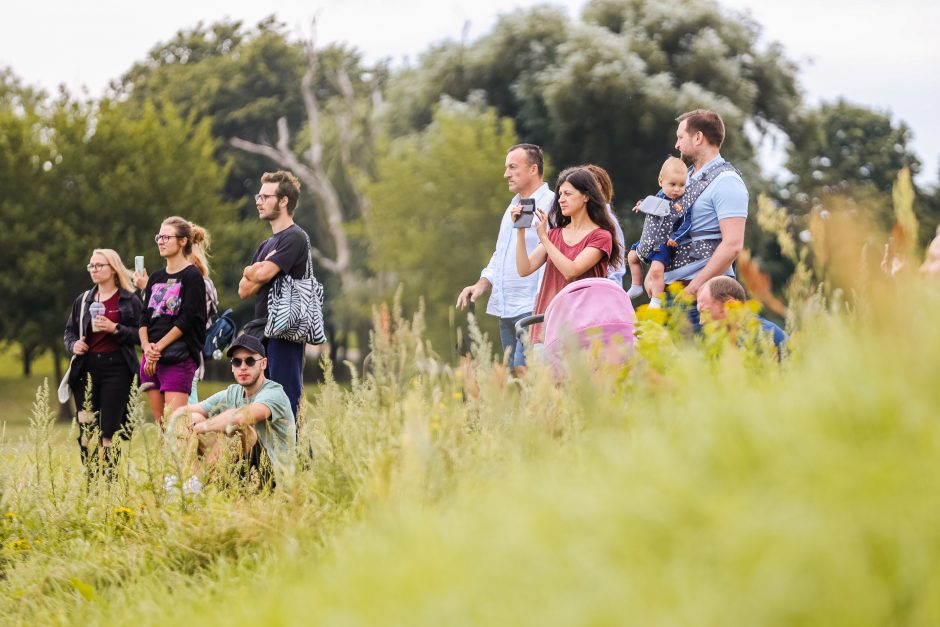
[261,170,302,215]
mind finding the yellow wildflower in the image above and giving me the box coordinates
[114,507,136,517]
[6,538,30,551]
[636,305,668,325]
[4,512,15,520]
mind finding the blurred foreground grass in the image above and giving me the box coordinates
[1,243,939,624]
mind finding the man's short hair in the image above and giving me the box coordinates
[261,170,301,215]
[508,143,544,177]
[676,110,726,149]
[707,276,747,303]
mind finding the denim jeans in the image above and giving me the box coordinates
[665,283,701,333]
[265,337,305,420]
[498,313,531,369]
[74,351,134,439]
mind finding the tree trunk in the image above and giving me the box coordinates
[52,346,63,382]
[21,344,34,377]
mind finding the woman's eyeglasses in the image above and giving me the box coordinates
[230,356,261,368]
[86,263,111,271]
[154,234,180,243]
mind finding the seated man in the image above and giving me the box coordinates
[696,276,787,356]
[170,334,296,486]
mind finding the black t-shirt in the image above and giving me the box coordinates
[252,224,310,319]
[140,264,207,360]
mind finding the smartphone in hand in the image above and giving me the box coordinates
[514,198,536,228]
[135,256,145,273]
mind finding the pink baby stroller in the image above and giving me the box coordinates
[515,278,636,373]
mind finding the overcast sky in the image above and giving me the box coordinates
[1,0,936,186]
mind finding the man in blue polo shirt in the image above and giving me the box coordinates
[657,109,748,328]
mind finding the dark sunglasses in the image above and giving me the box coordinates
[230,356,262,368]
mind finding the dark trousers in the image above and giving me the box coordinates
[666,281,702,333]
[73,351,134,439]
[264,338,305,420]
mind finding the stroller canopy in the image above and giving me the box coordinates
[542,278,636,368]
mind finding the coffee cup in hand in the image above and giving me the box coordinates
[89,302,106,332]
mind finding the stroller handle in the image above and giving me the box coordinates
[514,314,544,340]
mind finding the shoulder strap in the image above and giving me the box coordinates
[299,229,314,281]
[78,289,91,334]
[675,161,740,213]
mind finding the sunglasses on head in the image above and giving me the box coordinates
[230,356,262,368]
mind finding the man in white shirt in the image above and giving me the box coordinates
[457,144,554,374]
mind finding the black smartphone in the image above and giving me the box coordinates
[514,198,536,228]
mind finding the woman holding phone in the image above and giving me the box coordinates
[139,216,208,426]
[514,166,622,344]
[132,237,218,404]
[63,249,142,468]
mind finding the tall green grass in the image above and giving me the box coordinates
[1,206,939,624]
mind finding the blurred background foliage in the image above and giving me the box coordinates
[0,0,935,377]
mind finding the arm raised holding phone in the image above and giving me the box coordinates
[513,206,548,277]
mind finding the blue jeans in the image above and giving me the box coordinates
[264,337,305,419]
[665,284,701,333]
[498,313,531,369]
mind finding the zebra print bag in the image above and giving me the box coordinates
[264,232,327,345]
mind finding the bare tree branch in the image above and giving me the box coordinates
[229,136,282,163]
[229,15,365,287]
[302,17,323,172]
[310,247,341,273]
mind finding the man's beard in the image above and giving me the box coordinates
[262,206,282,222]
[240,371,262,388]
[680,152,694,167]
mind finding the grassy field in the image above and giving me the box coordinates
[1,232,939,624]
[0,345,237,447]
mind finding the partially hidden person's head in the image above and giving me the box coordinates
[675,109,725,166]
[504,144,544,196]
[550,167,623,269]
[258,170,301,220]
[659,156,688,200]
[89,248,133,291]
[189,231,212,277]
[696,275,747,321]
[583,164,614,204]
[227,335,267,388]
[158,216,209,262]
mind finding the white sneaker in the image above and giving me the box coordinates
[183,475,203,497]
[163,474,179,491]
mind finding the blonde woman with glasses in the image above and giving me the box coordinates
[63,249,142,471]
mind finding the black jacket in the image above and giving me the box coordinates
[63,287,143,390]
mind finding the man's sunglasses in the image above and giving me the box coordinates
[230,356,262,368]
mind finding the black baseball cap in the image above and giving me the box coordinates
[226,334,266,358]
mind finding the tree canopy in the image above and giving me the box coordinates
[365,99,519,350]
[1,0,937,374]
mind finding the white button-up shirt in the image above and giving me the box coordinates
[480,182,555,318]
